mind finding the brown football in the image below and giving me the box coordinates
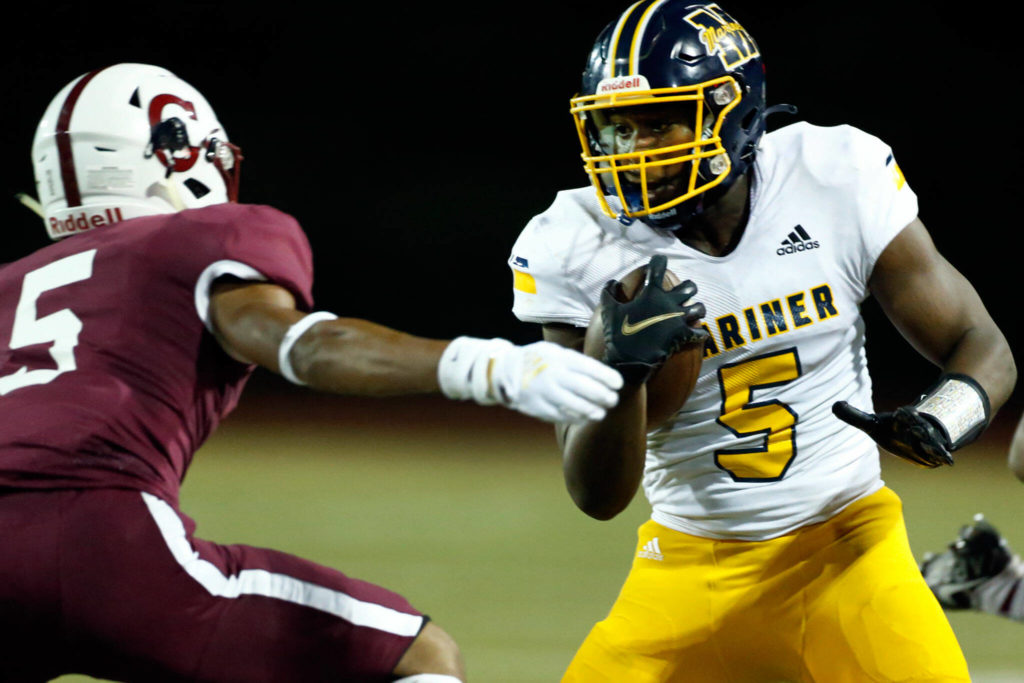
[584,263,704,430]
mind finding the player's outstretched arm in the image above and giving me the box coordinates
[207,280,623,424]
[833,218,1016,467]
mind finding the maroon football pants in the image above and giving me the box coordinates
[0,488,425,682]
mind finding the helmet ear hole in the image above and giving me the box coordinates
[148,118,192,156]
[183,178,210,199]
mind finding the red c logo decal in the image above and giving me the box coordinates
[149,94,200,172]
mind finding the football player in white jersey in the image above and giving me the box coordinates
[507,2,1016,680]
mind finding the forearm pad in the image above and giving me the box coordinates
[915,373,991,451]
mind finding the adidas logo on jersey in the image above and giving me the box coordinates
[638,537,664,561]
[776,225,820,255]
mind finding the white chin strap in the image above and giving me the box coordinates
[16,192,44,218]
[146,179,188,211]
[164,179,187,210]
[392,676,462,683]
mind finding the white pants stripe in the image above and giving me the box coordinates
[141,492,422,637]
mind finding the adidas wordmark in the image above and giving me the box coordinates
[777,224,820,255]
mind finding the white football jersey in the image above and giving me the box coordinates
[509,122,918,540]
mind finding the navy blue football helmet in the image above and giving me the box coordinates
[570,1,793,230]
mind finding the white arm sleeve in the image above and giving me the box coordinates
[194,259,267,332]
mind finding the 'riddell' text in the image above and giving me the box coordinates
[49,208,125,235]
[599,77,643,92]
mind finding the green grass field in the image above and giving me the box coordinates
[55,393,1023,682]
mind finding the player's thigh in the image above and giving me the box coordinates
[562,521,725,683]
[59,489,426,682]
[805,489,970,683]
[0,490,67,681]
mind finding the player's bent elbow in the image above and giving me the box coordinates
[580,503,628,521]
[575,498,627,521]
[562,444,643,521]
[566,482,632,521]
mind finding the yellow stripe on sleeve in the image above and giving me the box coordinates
[891,162,906,190]
[513,269,537,294]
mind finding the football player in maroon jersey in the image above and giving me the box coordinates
[0,63,624,682]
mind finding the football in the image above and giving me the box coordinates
[584,262,704,430]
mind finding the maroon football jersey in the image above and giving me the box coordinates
[0,203,313,504]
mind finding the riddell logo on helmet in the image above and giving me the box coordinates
[597,75,651,93]
[49,208,125,236]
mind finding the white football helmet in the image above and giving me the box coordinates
[31,63,242,240]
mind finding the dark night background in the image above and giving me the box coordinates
[1,2,1019,413]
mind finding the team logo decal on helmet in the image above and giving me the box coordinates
[570,1,793,231]
[684,4,759,70]
[146,94,202,173]
[29,63,242,241]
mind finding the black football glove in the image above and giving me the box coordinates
[832,401,953,468]
[600,255,709,384]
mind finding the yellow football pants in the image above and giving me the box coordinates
[563,487,969,682]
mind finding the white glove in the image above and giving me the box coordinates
[438,337,623,424]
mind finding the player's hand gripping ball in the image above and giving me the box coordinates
[585,255,708,429]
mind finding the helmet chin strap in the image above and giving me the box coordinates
[15,192,45,219]
[144,179,188,212]
[738,104,799,163]
[15,192,51,232]
[163,179,187,211]
[762,104,799,122]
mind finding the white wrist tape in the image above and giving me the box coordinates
[277,312,338,385]
[437,336,512,405]
[915,374,990,447]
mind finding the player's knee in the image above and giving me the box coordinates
[392,621,465,681]
[1008,417,1024,483]
[1009,451,1024,484]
